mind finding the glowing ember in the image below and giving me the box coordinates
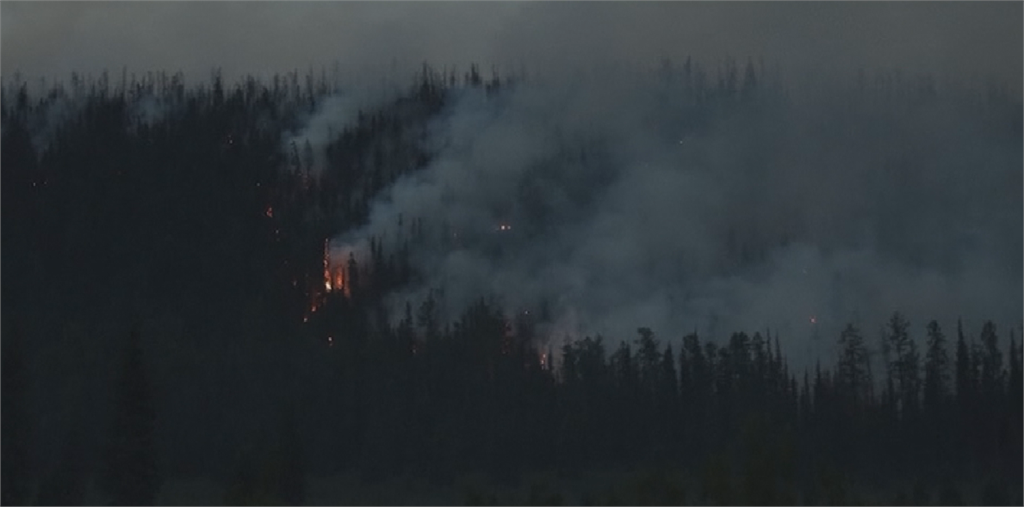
[333,268,348,297]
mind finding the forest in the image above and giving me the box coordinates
[1,60,1022,505]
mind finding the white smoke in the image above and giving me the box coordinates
[328,66,1021,366]
[283,84,398,175]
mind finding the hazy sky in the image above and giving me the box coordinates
[2,2,1021,88]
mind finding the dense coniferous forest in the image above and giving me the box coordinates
[1,61,1022,505]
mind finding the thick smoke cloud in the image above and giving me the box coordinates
[332,69,1021,366]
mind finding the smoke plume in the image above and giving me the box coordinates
[328,66,1021,365]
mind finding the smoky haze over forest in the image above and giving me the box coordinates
[1,2,1023,505]
[329,66,1022,367]
[2,0,1023,368]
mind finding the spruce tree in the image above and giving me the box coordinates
[923,320,951,415]
[837,323,870,408]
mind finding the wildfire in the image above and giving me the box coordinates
[321,240,354,297]
[333,268,348,297]
[323,266,350,297]
[301,239,362,324]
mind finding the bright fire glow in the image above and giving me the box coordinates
[322,240,354,298]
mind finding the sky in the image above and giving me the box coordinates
[2,2,1021,90]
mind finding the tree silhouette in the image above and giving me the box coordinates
[883,312,919,417]
[955,318,973,405]
[836,323,871,408]
[923,320,950,413]
[979,321,1003,404]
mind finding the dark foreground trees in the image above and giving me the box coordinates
[1,64,1020,505]
[1,320,32,506]
[101,326,160,505]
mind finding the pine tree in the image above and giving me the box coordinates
[635,327,660,394]
[660,344,679,403]
[1009,333,1023,415]
[612,341,635,393]
[397,301,416,354]
[837,323,871,409]
[883,312,919,417]
[955,318,972,404]
[979,321,1003,404]
[923,320,950,415]
[1007,332,1024,481]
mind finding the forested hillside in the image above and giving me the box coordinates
[2,62,1021,505]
